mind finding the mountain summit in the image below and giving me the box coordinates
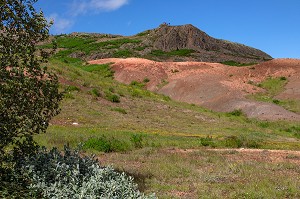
[140,23,272,63]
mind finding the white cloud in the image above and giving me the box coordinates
[48,14,74,34]
[70,0,129,16]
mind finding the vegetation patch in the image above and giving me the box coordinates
[283,126,300,139]
[89,88,101,97]
[81,63,114,77]
[16,146,155,198]
[105,92,121,103]
[150,49,195,57]
[83,136,130,152]
[136,30,151,37]
[199,136,215,147]
[226,109,244,117]
[111,107,127,114]
[130,134,145,148]
[55,35,96,49]
[221,60,257,66]
[130,80,146,88]
[113,49,134,57]
[249,77,300,113]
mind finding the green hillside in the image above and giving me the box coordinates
[35,36,300,198]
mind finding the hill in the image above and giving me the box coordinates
[89,58,300,121]
[48,23,272,64]
[36,25,300,198]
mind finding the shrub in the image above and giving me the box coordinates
[130,134,144,148]
[20,146,156,198]
[83,136,129,152]
[106,93,120,103]
[130,80,146,88]
[199,136,214,147]
[224,136,242,148]
[227,109,243,117]
[280,76,287,81]
[272,99,280,104]
[89,88,101,97]
[223,135,261,148]
[143,78,150,83]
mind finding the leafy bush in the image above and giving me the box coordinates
[20,146,155,198]
[83,136,129,152]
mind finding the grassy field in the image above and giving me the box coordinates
[34,38,300,198]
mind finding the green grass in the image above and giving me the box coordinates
[221,60,257,66]
[111,107,127,114]
[249,77,300,113]
[135,30,151,37]
[55,35,96,49]
[150,49,195,57]
[100,148,300,198]
[113,49,134,57]
[34,36,300,199]
[83,136,130,152]
[130,80,146,88]
[257,76,288,96]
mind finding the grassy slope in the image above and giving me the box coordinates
[35,37,300,198]
[249,77,300,113]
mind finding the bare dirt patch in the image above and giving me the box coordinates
[88,58,300,121]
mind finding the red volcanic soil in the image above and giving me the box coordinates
[88,58,300,121]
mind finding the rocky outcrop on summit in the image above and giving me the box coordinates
[145,24,272,63]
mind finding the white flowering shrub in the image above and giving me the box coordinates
[21,146,156,199]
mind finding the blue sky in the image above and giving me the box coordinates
[35,0,300,59]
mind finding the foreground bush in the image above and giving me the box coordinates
[3,146,155,199]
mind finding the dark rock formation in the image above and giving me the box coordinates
[146,24,272,62]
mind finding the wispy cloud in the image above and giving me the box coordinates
[70,0,129,16]
[46,0,129,34]
[48,14,74,34]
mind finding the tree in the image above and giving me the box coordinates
[0,0,62,165]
